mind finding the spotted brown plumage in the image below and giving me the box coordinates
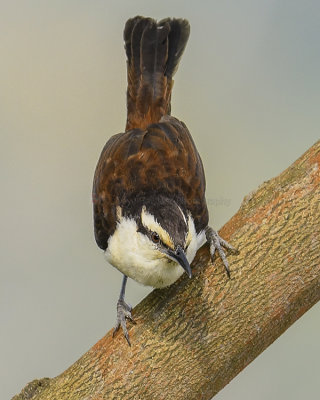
[92,16,237,345]
[93,117,208,250]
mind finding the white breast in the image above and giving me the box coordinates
[105,214,205,288]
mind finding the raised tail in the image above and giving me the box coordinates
[124,16,190,131]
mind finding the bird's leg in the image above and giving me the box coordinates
[205,226,239,278]
[112,274,136,346]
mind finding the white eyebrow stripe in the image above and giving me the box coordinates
[185,213,195,247]
[141,206,174,249]
[116,206,123,220]
[177,205,187,225]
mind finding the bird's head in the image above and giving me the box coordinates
[138,201,192,278]
[105,195,203,288]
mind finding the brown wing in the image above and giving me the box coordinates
[93,116,208,250]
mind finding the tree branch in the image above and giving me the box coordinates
[13,141,320,400]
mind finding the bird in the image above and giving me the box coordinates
[92,16,238,345]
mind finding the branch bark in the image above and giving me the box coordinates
[14,141,320,400]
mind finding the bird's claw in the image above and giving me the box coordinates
[113,298,136,346]
[205,226,239,278]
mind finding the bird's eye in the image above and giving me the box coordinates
[151,232,160,243]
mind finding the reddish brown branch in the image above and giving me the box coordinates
[14,141,320,400]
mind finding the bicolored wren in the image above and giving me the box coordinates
[92,16,237,345]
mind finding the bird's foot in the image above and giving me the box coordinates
[113,298,136,346]
[205,226,239,278]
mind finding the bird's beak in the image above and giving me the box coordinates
[167,246,192,278]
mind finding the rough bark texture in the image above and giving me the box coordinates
[14,141,320,400]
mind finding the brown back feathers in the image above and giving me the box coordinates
[92,17,209,251]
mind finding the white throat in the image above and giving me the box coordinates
[105,211,205,288]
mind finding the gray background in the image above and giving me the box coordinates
[1,1,319,399]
